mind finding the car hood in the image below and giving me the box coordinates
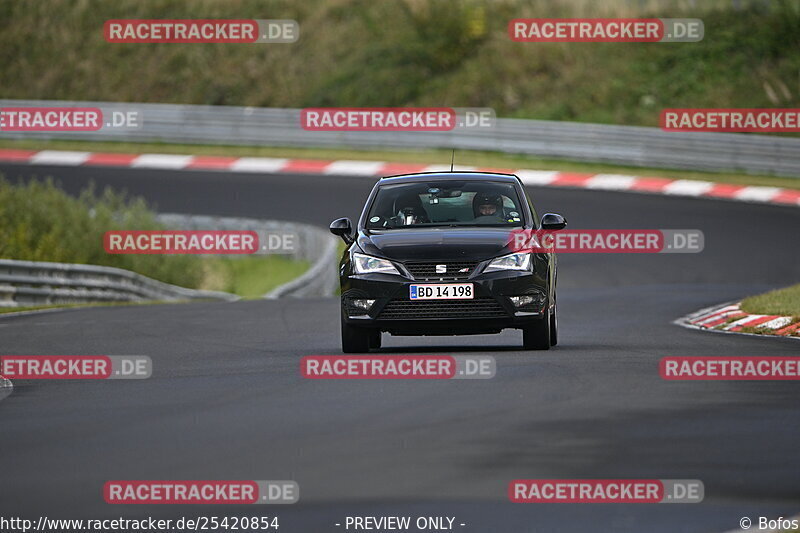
[357,227,518,262]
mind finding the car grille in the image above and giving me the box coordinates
[377,298,508,320]
[403,261,480,281]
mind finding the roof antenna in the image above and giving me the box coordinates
[450,149,455,172]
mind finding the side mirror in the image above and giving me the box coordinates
[329,217,354,244]
[541,213,567,230]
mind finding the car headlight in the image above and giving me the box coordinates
[352,253,400,275]
[484,252,531,273]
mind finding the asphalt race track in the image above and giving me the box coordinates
[1,163,799,533]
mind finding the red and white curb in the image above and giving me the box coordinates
[1,148,798,208]
[675,301,800,339]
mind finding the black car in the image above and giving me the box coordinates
[329,172,566,353]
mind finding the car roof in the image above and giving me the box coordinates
[378,171,521,185]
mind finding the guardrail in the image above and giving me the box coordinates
[156,214,339,298]
[0,259,237,307]
[264,235,339,299]
[0,216,338,308]
[2,99,800,177]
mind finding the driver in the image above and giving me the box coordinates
[392,191,430,225]
[472,193,504,220]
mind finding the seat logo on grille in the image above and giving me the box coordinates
[435,264,447,274]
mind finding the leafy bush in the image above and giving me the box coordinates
[0,177,204,287]
[0,0,798,126]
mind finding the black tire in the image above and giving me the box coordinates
[369,330,382,350]
[522,311,551,350]
[549,297,558,346]
[341,312,370,353]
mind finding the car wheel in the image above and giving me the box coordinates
[549,297,558,346]
[522,310,551,351]
[369,330,382,350]
[341,311,371,353]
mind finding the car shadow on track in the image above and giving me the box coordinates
[374,342,523,353]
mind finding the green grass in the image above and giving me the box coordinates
[202,256,309,298]
[0,0,798,128]
[741,283,800,317]
[0,257,309,314]
[3,138,799,190]
[0,301,167,315]
[0,175,204,287]
[0,257,309,315]
[0,176,308,306]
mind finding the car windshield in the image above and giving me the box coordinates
[366,180,525,229]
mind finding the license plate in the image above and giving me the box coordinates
[409,283,474,300]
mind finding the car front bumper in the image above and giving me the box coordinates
[341,270,549,335]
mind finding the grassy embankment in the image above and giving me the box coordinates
[711,284,800,336]
[1,0,799,186]
[741,284,800,317]
[0,177,308,308]
[1,0,798,126]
